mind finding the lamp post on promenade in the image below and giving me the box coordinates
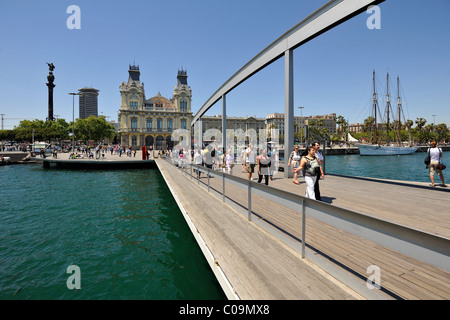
[68,92,79,154]
[298,106,304,145]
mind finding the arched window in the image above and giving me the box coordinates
[180,100,187,112]
[131,118,138,131]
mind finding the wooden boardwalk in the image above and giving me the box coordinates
[156,158,362,300]
[157,158,450,300]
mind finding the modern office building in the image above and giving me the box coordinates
[117,65,193,149]
[78,87,99,119]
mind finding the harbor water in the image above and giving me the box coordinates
[0,164,226,300]
[325,151,449,183]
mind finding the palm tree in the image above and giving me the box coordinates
[363,116,375,143]
[415,117,427,143]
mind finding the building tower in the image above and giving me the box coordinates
[173,69,192,114]
[78,87,99,119]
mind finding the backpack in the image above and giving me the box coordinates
[303,156,319,175]
[424,149,430,166]
[308,158,320,175]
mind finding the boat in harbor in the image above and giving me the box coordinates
[357,143,418,155]
[357,70,418,156]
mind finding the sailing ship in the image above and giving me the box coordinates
[357,70,418,156]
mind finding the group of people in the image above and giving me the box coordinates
[242,143,277,186]
[174,144,279,185]
[173,139,446,199]
[289,142,324,200]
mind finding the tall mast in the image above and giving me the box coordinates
[386,72,390,145]
[372,70,377,144]
[397,75,402,146]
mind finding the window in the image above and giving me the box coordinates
[157,119,162,129]
[131,118,138,130]
[146,119,152,130]
[131,136,137,146]
[180,100,187,112]
[167,119,173,130]
[181,119,186,130]
[130,101,138,107]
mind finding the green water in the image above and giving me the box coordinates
[325,151,449,183]
[0,164,226,300]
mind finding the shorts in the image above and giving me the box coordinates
[246,163,255,173]
[429,161,442,175]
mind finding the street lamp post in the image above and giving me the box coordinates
[298,106,304,145]
[68,92,79,155]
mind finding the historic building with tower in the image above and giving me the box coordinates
[117,65,192,149]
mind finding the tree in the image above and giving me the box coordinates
[336,115,347,141]
[363,116,375,142]
[73,116,116,143]
[415,117,427,143]
[12,119,70,143]
[435,123,448,143]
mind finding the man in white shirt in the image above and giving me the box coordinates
[428,141,446,187]
[246,143,256,180]
[313,142,325,201]
[194,149,203,178]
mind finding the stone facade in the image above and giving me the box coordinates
[117,65,192,149]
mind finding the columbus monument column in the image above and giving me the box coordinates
[46,62,55,121]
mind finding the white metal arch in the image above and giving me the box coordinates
[192,0,385,124]
[192,0,385,176]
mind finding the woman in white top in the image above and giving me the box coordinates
[428,141,446,187]
[288,146,302,184]
[224,149,235,175]
[293,146,324,199]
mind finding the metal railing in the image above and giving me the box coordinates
[162,156,450,299]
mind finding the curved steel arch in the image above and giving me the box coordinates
[192,0,385,125]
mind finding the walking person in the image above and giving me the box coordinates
[294,146,324,199]
[257,149,271,185]
[246,143,257,180]
[224,149,235,175]
[288,145,302,184]
[203,145,214,170]
[313,141,324,200]
[240,147,246,173]
[194,149,203,178]
[428,141,446,187]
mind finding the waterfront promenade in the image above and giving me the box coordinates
[157,157,450,300]
[38,150,155,169]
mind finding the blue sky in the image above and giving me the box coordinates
[0,0,449,130]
